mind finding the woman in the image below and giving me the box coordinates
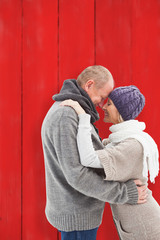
[60,85,160,240]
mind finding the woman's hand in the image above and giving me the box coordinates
[60,99,85,115]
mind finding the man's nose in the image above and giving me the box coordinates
[98,100,105,108]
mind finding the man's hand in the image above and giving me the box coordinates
[134,180,148,204]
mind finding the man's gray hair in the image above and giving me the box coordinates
[77,65,113,88]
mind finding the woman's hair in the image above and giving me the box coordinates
[118,114,124,123]
[77,65,113,89]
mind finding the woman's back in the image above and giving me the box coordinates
[99,138,160,240]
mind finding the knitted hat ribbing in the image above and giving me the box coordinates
[108,85,145,121]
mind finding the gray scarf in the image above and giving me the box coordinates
[53,79,99,124]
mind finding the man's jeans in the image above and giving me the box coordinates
[60,227,98,240]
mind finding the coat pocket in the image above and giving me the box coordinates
[114,218,134,240]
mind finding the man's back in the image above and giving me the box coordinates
[41,101,106,231]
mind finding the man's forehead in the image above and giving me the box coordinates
[101,81,114,93]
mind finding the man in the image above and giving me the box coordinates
[41,65,147,240]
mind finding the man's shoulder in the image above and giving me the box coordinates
[46,101,78,123]
[42,102,79,136]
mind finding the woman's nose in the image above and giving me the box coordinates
[102,103,107,111]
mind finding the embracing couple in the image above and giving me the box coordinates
[41,66,160,240]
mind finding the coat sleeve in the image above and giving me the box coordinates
[97,139,144,182]
[52,107,138,204]
[77,113,103,168]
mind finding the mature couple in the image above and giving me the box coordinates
[41,66,160,240]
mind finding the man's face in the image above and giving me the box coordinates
[86,79,114,108]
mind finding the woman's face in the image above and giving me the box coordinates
[102,98,120,124]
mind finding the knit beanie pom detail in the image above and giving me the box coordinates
[109,85,145,121]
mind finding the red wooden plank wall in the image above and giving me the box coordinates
[22,1,58,239]
[0,1,22,239]
[0,1,160,239]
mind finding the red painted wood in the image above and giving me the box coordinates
[22,0,58,239]
[131,0,160,203]
[59,0,95,88]
[0,1,22,239]
[96,0,133,85]
[0,1,160,239]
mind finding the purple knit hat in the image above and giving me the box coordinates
[108,85,145,121]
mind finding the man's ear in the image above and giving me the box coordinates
[83,79,94,92]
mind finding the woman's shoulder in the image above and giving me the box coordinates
[118,138,143,154]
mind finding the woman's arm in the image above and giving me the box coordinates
[60,99,103,168]
[77,114,103,168]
